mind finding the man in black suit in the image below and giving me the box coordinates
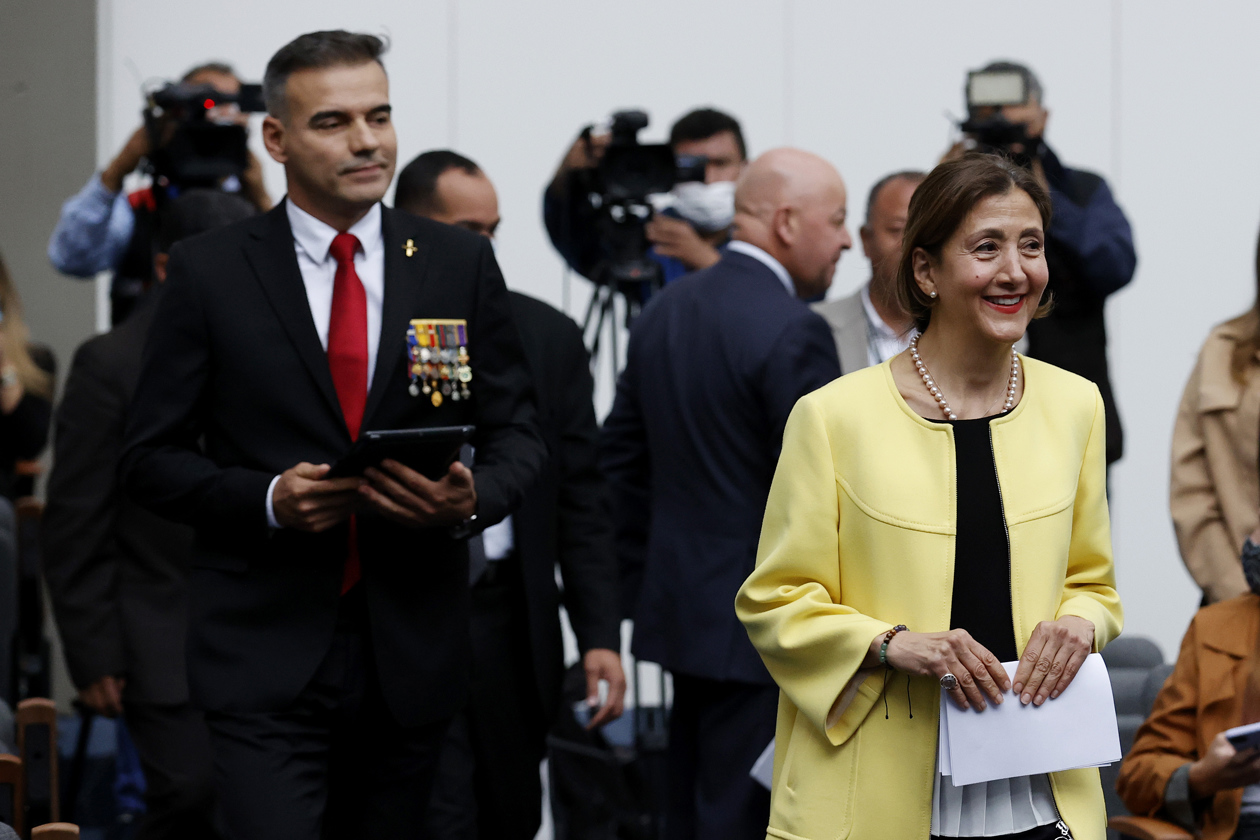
[395,150,625,840]
[120,31,545,840]
[601,148,849,840]
[44,190,256,840]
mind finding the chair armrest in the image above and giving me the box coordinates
[1107,815,1195,840]
[32,824,80,839]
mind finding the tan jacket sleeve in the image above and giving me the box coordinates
[1170,351,1249,602]
[1116,615,1203,818]
[736,395,891,747]
[1057,387,1124,649]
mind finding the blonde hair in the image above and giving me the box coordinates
[0,255,52,400]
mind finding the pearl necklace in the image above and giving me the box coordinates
[909,334,1019,421]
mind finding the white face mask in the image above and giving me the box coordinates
[668,180,736,233]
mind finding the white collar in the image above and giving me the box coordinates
[727,240,796,298]
[285,198,383,262]
[861,283,902,340]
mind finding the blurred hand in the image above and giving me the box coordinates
[1189,732,1260,799]
[102,126,151,193]
[1011,616,1094,706]
[361,459,476,529]
[559,130,609,173]
[881,628,1010,712]
[582,648,627,729]
[79,675,125,717]
[645,215,721,271]
[241,150,273,212]
[272,462,363,532]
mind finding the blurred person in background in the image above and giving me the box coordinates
[0,252,55,501]
[395,149,625,840]
[1171,232,1260,604]
[601,147,846,839]
[948,60,1135,468]
[47,61,272,324]
[544,107,748,286]
[44,190,256,840]
[813,170,924,372]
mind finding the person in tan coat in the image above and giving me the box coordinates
[1117,594,1260,840]
[1171,243,1260,602]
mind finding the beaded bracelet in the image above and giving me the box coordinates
[879,625,909,667]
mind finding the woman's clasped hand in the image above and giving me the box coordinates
[882,615,1094,711]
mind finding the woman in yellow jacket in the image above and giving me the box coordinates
[736,155,1123,840]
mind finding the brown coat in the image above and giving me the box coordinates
[1171,312,1260,603]
[1116,594,1260,840]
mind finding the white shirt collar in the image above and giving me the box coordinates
[726,240,796,298]
[285,198,383,264]
[860,283,901,340]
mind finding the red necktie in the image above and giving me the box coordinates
[328,233,368,593]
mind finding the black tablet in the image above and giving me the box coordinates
[328,425,476,479]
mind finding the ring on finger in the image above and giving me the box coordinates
[939,673,959,691]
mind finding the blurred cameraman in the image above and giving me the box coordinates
[47,62,272,324]
[949,60,1135,466]
[544,107,747,284]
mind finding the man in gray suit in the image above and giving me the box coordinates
[812,170,923,372]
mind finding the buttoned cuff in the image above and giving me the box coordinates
[1162,762,1201,831]
[265,474,282,530]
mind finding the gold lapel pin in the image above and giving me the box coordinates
[403,239,417,257]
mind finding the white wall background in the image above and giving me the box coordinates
[97,0,1260,660]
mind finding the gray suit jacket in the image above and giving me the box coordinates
[812,288,870,375]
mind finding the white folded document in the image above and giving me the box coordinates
[939,652,1121,786]
[750,738,775,789]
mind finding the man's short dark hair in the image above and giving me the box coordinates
[864,170,926,227]
[263,31,388,120]
[669,108,747,160]
[182,62,237,83]
[158,189,258,253]
[394,150,481,216]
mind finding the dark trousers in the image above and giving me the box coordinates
[424,558,549,840]
[124,700,221,840]
[665,673,778,840]
[204,596,449,840]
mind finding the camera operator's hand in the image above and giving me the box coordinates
[548,129,610,196]
[101,126,151,194]
[645,215,722,271]
[241,150,274,212]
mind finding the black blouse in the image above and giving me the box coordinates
[945,415,1018,664]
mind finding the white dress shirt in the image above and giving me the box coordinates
[860,283,915,366]
[266,199,387,529]
[725,240,796,298]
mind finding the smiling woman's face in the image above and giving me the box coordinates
[914,188,1048,346]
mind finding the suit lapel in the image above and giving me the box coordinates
[244,205,344,425]
[363,207,431,429]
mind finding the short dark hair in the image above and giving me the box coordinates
[669,108,746,160]
[158,189,257,252]
[864,170,926,227]
[394,150,482,216]
[182,62,237,83]
[263,30,388,120]
[895,154,1053,333]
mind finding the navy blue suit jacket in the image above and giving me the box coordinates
[600,250,842,684]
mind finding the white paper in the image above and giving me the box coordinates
[938,653,1121,786]
[750,738,775,790]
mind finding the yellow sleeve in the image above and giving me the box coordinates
[1055,386,1124,649]
[736,394,891,746]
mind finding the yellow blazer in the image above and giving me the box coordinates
[736,356,1123,840]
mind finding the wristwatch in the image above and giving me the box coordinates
[449,513,478,540]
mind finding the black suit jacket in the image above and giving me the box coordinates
[120,202,546,726]
[44,294,196,704]
[600,250,841,685]
[507,292,620,715]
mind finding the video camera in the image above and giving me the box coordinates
[586,110,706,292]
[959,68,1043,168]
[143,81,266,191]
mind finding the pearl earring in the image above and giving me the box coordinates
[929,291,937,299]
